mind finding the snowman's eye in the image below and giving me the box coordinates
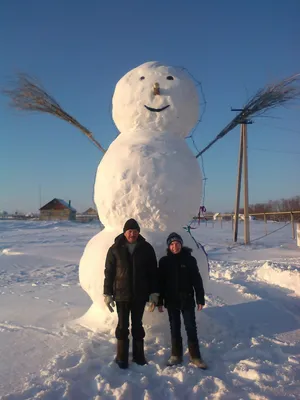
[166,76,174,80]
[140,76,145,81]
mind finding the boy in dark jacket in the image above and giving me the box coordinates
[158,232,207,369]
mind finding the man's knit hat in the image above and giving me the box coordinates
[123,218,140,233]
[167,232,183,247]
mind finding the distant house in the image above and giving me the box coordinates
[39,198,76,221]
[213,212,232,222]
[83,207,98,216]
[239,214,256,221]
[0,211,8,219]
[77,207,99,222]
[213,212,221,221]
[233,213,256,221]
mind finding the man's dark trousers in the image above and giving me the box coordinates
[115,301,147,340]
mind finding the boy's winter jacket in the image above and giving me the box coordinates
[158,247,205,309]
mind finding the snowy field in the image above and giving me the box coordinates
[0,220,299,400]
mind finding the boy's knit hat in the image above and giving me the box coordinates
[166,232,183,247]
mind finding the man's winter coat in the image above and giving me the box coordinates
[103,234,158,302]
[158,247,205,309]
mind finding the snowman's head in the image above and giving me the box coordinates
[112,61,199,137]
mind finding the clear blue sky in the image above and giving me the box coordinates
[1,0,299,214]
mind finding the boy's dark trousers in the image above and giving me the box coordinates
[167,306,201,359]
[114,300,147,368]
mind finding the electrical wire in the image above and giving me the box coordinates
[258,122,300,135]
[249,147,300,155]
[178,67,209,229]
[227,221,291,250]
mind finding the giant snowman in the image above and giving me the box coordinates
[78,61,209,327]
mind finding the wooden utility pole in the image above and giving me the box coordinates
[243,123,250,244]
[233,125,244,242]
[39,184,42,209]
[231,108,252,244]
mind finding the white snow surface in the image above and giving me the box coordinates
[256,261,300,296]
[1,219,299,399]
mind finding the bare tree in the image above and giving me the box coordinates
[3,73,106,153]
[248,196,300,221]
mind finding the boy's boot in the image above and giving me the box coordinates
[132,339,148,365]
[115,339,129,369]
[188,341,207,369]
[167,338,183,366]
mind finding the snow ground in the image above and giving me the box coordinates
[0,220,299,399]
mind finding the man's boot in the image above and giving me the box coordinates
[167,338,183,366]
[132,339,148,365]
[188,341,207,369]
[115,339,129,369]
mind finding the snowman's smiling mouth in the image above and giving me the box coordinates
[144,105,170,113]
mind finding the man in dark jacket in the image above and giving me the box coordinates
[158,232,207,369]
[103,218,159,369]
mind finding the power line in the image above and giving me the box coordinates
[249,147,300,155]
[258,122,300,135]
[227,222,291,250]
[182,67,208,209]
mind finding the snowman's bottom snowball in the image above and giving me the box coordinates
[75,301,171,334]
[78,228,209,329]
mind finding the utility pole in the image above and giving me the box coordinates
[231,108,252,244]
[233,125,243,242]
[242,123,250,244]
[39,185,42,209]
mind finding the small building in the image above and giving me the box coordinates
[0,211,8,219]
[39,198,76,221]
[233,213,256,221]
[213,212,221,221]
[76,207,99,222]
[239,214,256,221]
[83,207,98,217]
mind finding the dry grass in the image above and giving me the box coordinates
[196,73,300,157]
[3,73,106,153]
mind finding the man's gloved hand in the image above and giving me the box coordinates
[147,293,159,312]
[104,295,115,313]
[149,293,159,305]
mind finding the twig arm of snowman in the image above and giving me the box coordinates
[195,72,300,158]
[3,73,106,154]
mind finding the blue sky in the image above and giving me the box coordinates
[1,0,299,214]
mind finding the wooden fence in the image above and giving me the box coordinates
[195,210,300,240]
